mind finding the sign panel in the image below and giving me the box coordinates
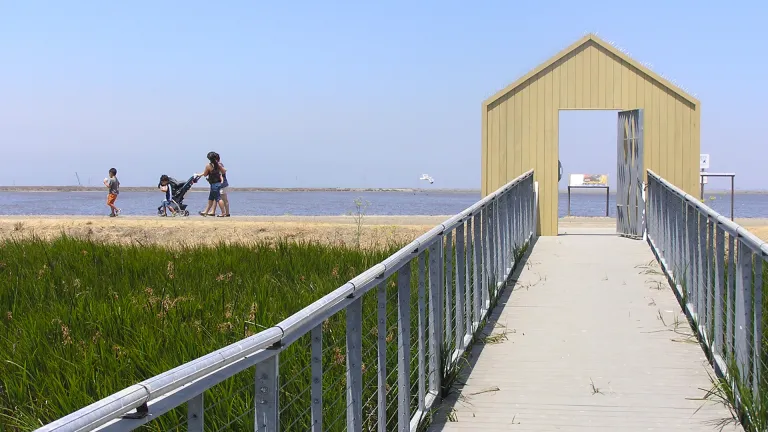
[569,174,608,187]
[700,154,710,169]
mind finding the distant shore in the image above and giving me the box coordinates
[1,185,765,194]
[0,186,480,193]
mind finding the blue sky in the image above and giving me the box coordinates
[1,1,765,190]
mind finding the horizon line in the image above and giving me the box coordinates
[0,185,766,194]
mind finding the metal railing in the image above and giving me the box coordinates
[646,170,767,418]
[37,170,537,432]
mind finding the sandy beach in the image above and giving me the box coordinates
[0,215,449,249]
[1,216,766,249]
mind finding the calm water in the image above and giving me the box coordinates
[0,190,766,218]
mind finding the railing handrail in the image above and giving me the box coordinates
[647,169,767,429]
[38,170,535,432]
[647,169,767,256]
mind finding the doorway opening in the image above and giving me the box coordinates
[558,110,618,219]
[558,109,645,237]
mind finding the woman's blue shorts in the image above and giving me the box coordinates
[208,182,222,202]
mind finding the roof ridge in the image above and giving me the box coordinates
[586,32,698,99]
[484,33,699,108]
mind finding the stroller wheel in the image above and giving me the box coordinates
[184,210,190,217]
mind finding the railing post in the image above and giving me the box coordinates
[488,201,495,292]
[714,225,725,362]
[533,181,539,238]
[497,195,505,275]
[753,258,763,398]
[501,193,509,274]
[472,213,482,328]
[397,262,412,431]
[376,282,387,432]
[417,253,427,415]
[254,354,279,432]
[655,180,661,246]
[482,205,491,312]
[664,183,670,260]
[515,180,528,248]
[691,208,700,318]
[671,193,678,277]
[455,223,466,351]
[649,178,655,240]
[727,233,736,358]
[492,200,500,291]
[686,204,695,306]
[651,179,657,245]
[499,197,504,279]
[665,186,672,272]
[514,184,520,248]
[507,190,514,269]
[187,393,203,432]
[697,212,706,328]
[705,215,713,343]
[444,231,453,351]
[734,242,753,385]
[657,180,662,251]
[530,177,534,238]
[346,296,363,432]
[464,219,473,338]
[428,241,443,399]
[310,325,323,432]
[679,196,686,282]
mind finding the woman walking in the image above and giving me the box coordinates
[196,152,227,217]
[215,152,231,217]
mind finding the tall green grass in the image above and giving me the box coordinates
[0,236,402,431]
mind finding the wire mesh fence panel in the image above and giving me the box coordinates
[320,309,348,432]
[34,171,536,432]
[647,170,768,431]
[278,332,313,431]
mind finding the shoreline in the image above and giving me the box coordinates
[2,216,766,249]
[1,186,766,194]
[0,215,451,250]
[0,186,480,193]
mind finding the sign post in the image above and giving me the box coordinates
[700,154,710,199]
[699,153,736,220]
[567,174,610,217]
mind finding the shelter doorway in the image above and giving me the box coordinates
[480,34,701,236]
[557,109,645,237]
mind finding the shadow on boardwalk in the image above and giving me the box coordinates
[426,236,537,429]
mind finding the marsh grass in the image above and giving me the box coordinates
[1,227,531,431]
[0,235,403,431]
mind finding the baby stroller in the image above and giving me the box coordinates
[157,175,201,216]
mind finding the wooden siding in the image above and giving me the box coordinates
[481,34,700,236]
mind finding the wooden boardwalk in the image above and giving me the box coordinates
[429,228,743,431]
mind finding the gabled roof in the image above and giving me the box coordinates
[483,33,700,108]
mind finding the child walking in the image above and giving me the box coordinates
[158,174,177,217]
[103,167,120,217]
